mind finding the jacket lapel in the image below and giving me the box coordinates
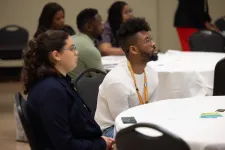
[56,77,92,112]
[56,77,78,99]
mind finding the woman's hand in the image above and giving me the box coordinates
[205,22,220,32]
[102,136,115,150]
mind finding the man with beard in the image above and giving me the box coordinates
[95,17,159,138]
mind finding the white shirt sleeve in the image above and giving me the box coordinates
[105,82,130,120]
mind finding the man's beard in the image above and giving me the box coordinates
[140,51,158,62]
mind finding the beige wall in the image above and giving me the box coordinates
[0,0,224,51]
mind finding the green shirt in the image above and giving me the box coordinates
[69,33,105,80]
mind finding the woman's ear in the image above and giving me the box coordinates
[51,50,61,61]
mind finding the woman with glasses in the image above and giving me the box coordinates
[96,1,133,56]
[21,30,115,150]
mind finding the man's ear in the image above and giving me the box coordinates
[129,45,138,55]
[84,23,92,32]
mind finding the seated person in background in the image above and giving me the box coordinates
[95,18,159,138]
[69,8,105,80]
[96,1,133,56]
[22,30,114,150]
[34,2,75,38]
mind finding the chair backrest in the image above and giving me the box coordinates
[213,57,225,96]
[0,25,29,50]
[116,123,190,150]
[215,16,225,31]
[74,68,106,117]
[189,30,225,52]
[15,92,45,150]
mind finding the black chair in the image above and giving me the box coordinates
[213,58,225,96]
[0,25,29,60]
[74,68,106,117]
[215,16,225,31]
[15,92,46,150]
[116,123,190,150]
[189,30,225,53]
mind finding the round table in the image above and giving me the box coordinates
[115,96,225,150]
[102,50,225,100]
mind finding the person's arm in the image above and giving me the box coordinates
[203,0,211,23]
[186,0,212,29]
[204,22,220,32]
[105,83,130,119]
[98,43,125,56]
[97,24,124,56]
[202,0,220,32]
[187,0,219,32]
[39,88,106,150]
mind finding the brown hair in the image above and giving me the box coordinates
[21,30,69,94]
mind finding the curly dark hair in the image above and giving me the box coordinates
[34,2,64,38]
[108,1,127,39]
[117,17,151,54]
[21,30,69,94]
[76,8,98,32]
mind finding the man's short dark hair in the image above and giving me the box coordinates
[76,8,98,32]
[117,17,151,54]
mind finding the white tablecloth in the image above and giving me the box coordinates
[115,96,225,150]
[102,50,225,100]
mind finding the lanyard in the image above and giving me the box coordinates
[127,61,148,104]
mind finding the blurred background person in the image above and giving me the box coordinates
[69,8,105,80]
[34,2,75,38]
[96,1,133,56]
[174,0,220,51]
